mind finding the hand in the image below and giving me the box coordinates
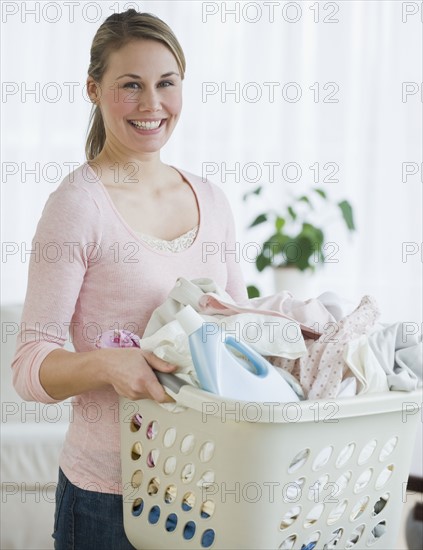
[97,347,177,402]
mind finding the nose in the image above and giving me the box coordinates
[138,86,161,112]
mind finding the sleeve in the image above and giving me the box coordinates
[216,186,249,303]
[11,181,102,403]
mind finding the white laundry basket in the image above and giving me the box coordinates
[120,378,422,550]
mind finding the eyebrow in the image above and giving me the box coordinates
[116,72,180,80]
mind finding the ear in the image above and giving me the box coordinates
[86,77,100,104]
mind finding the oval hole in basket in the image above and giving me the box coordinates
[288,448,310,473]
[183,521,196,540]
[312,446,333,471]
[304,504,324,528]
[201,528,215,548]
[375,464,394,490]
[336,442,355,468]
[278,534,297,549]
[165,513,178,532]
[148,505,160,524]
[379,436,398,462]
[182,491,196,512]
[199,441,215,463]
[345,523,365,548]
[163,427,177,448]
[366,520,387,545]
[163,456,177,475]
[358,439,377,465]
[147,477,160,496]
[333,471,352,497]
[350,496,369,521]
[284,477,305,502]
[323,527,343,548]
[308,474,330,501]
[131,469,143,489]
[130,414,143,432]
[131,497,144,517]
[301,531,321,546]
[147,448,160,468]
[371,493,389,516]
[164,484,177,504]
[327,499,348,525]
[279,506,301,530]
[198,470,215,488]
[200,500,215,519]
[146,420,159,440]
[354,468,373,493]
[131,442,143,461]
[180,434,196,455]
[181,463,195,484]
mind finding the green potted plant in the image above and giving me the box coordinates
[243,186,356,298]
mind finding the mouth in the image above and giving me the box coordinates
[128,119,165,131]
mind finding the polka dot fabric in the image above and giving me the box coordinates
[272,295,380,399]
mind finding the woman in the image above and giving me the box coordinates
[11,9,247,550]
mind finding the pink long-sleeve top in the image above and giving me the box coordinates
[11,162,247,493]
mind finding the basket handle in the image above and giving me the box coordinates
[155,372,189,396]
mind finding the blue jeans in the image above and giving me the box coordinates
[52,468,137,550]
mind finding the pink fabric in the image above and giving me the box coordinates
[271,295,381,399]
[95,329,140,349]
[197,291,333,339]
[11,162,247,493]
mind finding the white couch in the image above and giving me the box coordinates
[1,304,71,550]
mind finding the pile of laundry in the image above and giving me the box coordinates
[96,277,422,402]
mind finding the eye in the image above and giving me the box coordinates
[158,80,174,88]
[123,82,141,90]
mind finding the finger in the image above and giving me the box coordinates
[161,392,176,404]
[143,351,177,372]
[144,375,169,403]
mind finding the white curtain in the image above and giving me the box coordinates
[2,0,422,324]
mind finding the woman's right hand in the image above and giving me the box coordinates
[97,347,177,403]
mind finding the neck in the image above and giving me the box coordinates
[92,144,170,188]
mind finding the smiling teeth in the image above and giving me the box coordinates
[130,120,161,129]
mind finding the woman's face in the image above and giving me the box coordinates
[88,39,183,156]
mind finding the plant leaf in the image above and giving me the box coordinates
[282,236,312,270]
[302,223,324,247]
[298,196,313,208]
[249,213,267,228]
[313,188,327,199]
[287,206,297,220]
[256,253,271,272]
[338,200,355,231]
[247,285,260,298]
[275,216,285,232]
[242,186,262,201]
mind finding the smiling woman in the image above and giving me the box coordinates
[87,40,183,159]
[85,38,194,239]
[10,9,247,550]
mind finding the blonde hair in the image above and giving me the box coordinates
[85,10,186,160]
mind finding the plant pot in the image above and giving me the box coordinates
[273,266,317,300]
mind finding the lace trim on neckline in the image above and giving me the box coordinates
[135,225,199,253]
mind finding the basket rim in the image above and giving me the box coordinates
[123,388,423,424]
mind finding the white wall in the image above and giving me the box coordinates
[1,0,422,326]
